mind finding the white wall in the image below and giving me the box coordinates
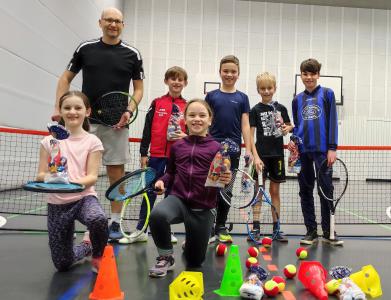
[123,0,391,145]
[0,0,123,130]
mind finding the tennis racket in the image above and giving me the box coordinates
[0,216,7,228]
[247,173,282,243]
[220,169,281,242]
[317,158,348,241]
[89,91,138,128]
[22,181,85,193]
[105,168,157,239]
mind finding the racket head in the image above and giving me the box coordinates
[317,158,348,202]
[246,188,282,243]
[120,193,150,239]
[220,169,258,209]
[90,91,138,127]
[105,167,156,202]
[22,181,85,193]
[0,216,7,228]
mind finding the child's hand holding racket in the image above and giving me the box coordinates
[218,170,232,186]
[154,180,165,195]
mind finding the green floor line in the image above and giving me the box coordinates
[339,207,391,231]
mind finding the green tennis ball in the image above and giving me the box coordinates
[264,280,279,296]
[296,247,308,259]
[283,264,297,279]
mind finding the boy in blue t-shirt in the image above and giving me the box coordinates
[289,58,342,246]
[205,55,252,243]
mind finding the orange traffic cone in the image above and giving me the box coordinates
[89,245,124,300]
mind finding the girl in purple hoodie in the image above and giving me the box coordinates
[148,99,232,278]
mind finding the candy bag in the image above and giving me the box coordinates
[167,104,183,141]
[44,123,70,184]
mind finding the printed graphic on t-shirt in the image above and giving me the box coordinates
[260,111,276,137]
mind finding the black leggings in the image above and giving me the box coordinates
[149,195,215,267]
[47,196,108,271]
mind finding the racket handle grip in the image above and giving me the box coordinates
[330,214,335,239]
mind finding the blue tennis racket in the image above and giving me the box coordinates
[22,181,85,193]
[105,168,157,240]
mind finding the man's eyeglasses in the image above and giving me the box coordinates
[102,18,123,25]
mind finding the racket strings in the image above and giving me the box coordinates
[107,168,156,201]
[92,93,129,125]
[221,170,256,208]
[120,194,145,235]
[318,160,348,201]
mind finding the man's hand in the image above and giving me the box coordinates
[114,111,132,129]
[51,110,61,122]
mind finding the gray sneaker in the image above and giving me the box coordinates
[149,255,175,278]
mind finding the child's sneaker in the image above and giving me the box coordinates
[149,255,175,278]
[91,257,102,274]
[247,229,260,242]
[171,233,178,244]
[119,230,148,244]
[216,227,233,243]
[273,231,288,242]
[108,221,123,241]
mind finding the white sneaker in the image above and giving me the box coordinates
[171,233,178,244]
[119,230,148,244]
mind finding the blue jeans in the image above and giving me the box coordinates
[298,152,332,233]
[136,157,168,231]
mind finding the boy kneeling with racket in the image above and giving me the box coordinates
[148,99,232,278]
[37,91,108,272]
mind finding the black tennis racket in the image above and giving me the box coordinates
[89,91,138,128]
[105,168,157,239]
[317,158,348,241]
[22,181,85,193]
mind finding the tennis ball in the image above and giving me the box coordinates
[262,237,272,248]
[283,264,297,279]
[264,280,279,296]
[247,246,259,258]
[215,243,227,256]
[245,257,259,269]
[272,276,286,292]
[296,247,308,259]
[325,279,340,295]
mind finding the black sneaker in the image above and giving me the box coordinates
[273,231,288,242]
[247,229,260,242]
[323,231,344,246]
[300,230,318,245]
